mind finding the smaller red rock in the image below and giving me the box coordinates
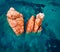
[26,16,35,33]
[33,13,44,32]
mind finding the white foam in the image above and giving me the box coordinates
[38,13,44,19]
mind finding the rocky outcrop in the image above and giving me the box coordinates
[7,7,24,35]
[7,7,44,35]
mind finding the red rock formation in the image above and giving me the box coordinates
[7,7,24,35]
[33,13,44,32]
[7,7,44,35]
[26,16,35,33]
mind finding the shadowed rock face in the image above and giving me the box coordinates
[7,7,24,35]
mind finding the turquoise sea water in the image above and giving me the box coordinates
[0,0,60,52]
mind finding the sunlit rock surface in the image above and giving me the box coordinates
[26,16,35,33]
[7,7,24,35]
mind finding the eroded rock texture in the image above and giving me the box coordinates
[7,7,24,35]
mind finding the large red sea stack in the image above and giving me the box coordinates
[7,7,24,35]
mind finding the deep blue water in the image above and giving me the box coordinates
[0,0,60,52]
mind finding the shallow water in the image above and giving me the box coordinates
[0,0,60,52]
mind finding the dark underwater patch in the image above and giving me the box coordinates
[49,1,60,6]
[46,39,60,52]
